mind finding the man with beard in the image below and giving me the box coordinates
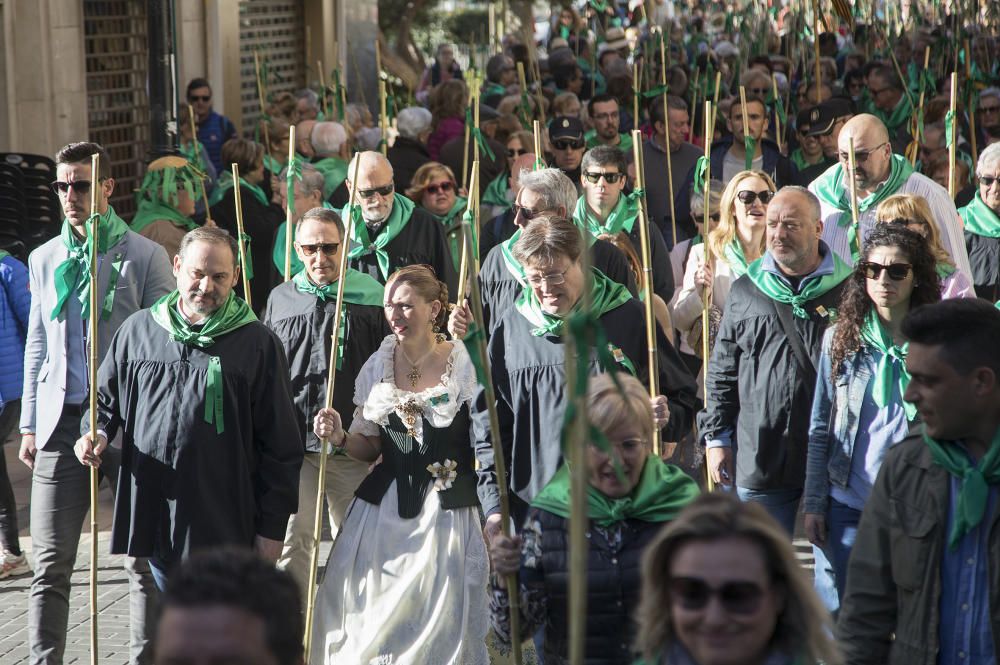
[74,227,301,589]
[584,94,633,154]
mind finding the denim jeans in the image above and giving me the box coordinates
[735,486,803,536]
[812,498,862,613]
[0,400,21,554]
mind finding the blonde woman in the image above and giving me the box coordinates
[874,193,975,299]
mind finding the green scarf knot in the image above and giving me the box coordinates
[515,268,632,336]
[572,190,644,237]
[860,310,916,420]
[209,171,269,208]
[960,192,1000,239]
[692,155,710,196]
[745,252,852,319]
[52,207,130,321]
[722,240,751,278]
[344,193,415,280]
[292,269,384,369]
[464,107,497,162]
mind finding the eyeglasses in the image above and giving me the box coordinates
[668,576,766,615]
[507,148,528,158]
[358,183,394,199]
[748,87,770,97]
[583,171,625,184]
[692,213,721,224]
[552,139,585,150]
[526,267,570,287]
[297,242,340,257]
[736,190,774,205]
[424,181,455,195]
[859,261,913,281]
[838,142,888,164]
[513,204,549,221]
[51,180,98,196]
[979,104,1000,115]
[979,175,1000,188]
[188,95,211,102]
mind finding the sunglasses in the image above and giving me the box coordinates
[188,95,211,102]
[513,204,549,221]
[668,576,766,615]
[859,261,913,281]
[552,139,585,150]
[51,180,98,195]
[980,105,1000,115]
[838,142,888,164]
[980,175,999,188]
[424,181,455,195]
[298,242,340,257]
[507,148,528,158]
[748,87,770,97]
[358,183,394,199]
[736,190,774,205]
[583,171,625,184]
[692,213,721,224]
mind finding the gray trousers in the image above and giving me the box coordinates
[28,409,159,665]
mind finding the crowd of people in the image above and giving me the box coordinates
[2,1,1000,664]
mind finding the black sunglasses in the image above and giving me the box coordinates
[736,190,774,205]
[552,139,585,150]
[424,181,455,195]
[51,180,97,195]
[358,183,394,199]
[859,261,913,281]
[513,204,549,221]
[980,175,999,188]
[507,148,528,158]
[188,95,211,102]
[668,576,766,615]
[692,213,721,224]
[298,242,340,257]
[583,171,625,184]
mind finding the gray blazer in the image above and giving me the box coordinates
[20,229,174,448]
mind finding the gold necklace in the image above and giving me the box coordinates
[398,338,440,388]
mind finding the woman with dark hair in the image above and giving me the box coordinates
[803,225,941,612]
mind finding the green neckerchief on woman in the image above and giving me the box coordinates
[745,251,852,319]
[208,170,269,208]
[960,192,1000,239]
[427,197,468,272]
[344,193,415,280]
[722,239,752,279]
[52,207,130,321]
[515,267,631,336]
[572,190,644,237]
[150,291,257,434]
[860,309,917,420]
[481,172,512,211]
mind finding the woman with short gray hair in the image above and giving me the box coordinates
[959,141,1000,300]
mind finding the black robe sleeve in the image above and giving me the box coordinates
[653,317,700,440]
[474,320,514,519]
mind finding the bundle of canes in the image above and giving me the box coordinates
[87,152,101,665]
[283,124,297,281]
[630,130,662,458]
[302,157,362,655]
[186,104,214,226]
[230,164,254,310]
[700,101,716,493]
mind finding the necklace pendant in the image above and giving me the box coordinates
[408,365,420,388]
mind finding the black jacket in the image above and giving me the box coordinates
[387,136,432,195]
[965,231,1000,301]
[698,261,845,490]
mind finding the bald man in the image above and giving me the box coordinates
[700,186,852,535]
[295,119,317,159]
[809,114,972,279]
[343,151,458,294]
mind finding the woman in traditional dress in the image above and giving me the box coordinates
[311,264,489,664]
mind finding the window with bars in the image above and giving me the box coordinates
[84,0,150,219]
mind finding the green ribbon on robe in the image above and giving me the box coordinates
[515,268,632,336]
[428,197,468,272]
[923,425,1000,550]
[344,193,414,280]
[572,190,644,236]
[209,171,269,207]
[481,172,512,211]
[960,192,1000,239]
[944,110,956,148]
[52,208,130,321]
[532,454,700,528]
[692,155,710,196]
[744,253,852,319]
[859,309,916,421]
[149,291,257,434]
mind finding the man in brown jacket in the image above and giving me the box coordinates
[837,298,1000,665]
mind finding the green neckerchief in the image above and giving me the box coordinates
[515,267,632,336]
[428,197,468,272]
[149,291,257,434]
[209,171,269,207]
[722,239,751,278]
[481,172,512,210]
[312,156,349,199]
[52,207,130,321]
[130,199,198,235]
[271,201,336,276]
[936,262,957,279]
[584,129,634,153]
[923,425,1000,550]
[344,193,415,280]
[860,309,916,421]
[960,192,1000,239]
[482,81,507,98]
[500,228,527,284]
[875,94,913,134]
[811,155,915,261]
[263,153,285,174]
[531,454,700,528]
[790,148,823,171]
[292,268,385,370]
[745,252,852,319]
[573,190,643,236]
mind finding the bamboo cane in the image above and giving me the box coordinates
[711,71,722,129]
[965,39,979,168]
[631,131,662,457]
[375,39,383,84]
[949,72,958,199]
[812,0,821,102]
[909,47,932,166]
[461,100,472,190]
[517,62,530,122]
[302,157,362,656]
[689,67,700,142]
[658,30,678,246]
[187,104,213,226]
[739,86,752,170]
[318,60,329,118]
[533,119,543,169]
[284,125,297,281]
[88,153,101,665]
[771,74,783,154]
[254,50,272,159]
[338,71,348,124]
[848,137,861,245]
[230,164,253,309]
[701,101,716,493]
[633,62,641,135]
[456,165,478,307]
[473,87,481,166]
[379,80,388,157]
[489,3,497,54]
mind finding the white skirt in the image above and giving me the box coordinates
[310,481,490,665]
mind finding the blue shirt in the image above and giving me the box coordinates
[64,253,106,406]
[939,453,997,665]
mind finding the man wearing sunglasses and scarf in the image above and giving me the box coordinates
[19,141,174,664]
[548,116,587,194]
[342,151,457,297]
[810,114,972,279]
[262,207,387,607]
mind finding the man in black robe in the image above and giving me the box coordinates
[474,216,700,537]
[262,206,388,605]
[343,151,458,297]
[75,227,301,589]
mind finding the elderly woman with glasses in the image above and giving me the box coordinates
[488,372,699,664]
[802,225,941,613]
[958,142,1000,301]
[406,162,467,272]
[874,193,975,299]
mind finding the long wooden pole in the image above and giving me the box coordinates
[88,153,101,665]
[948,71,958,199]
[254,50,273,158]
[457,165,478,306]
[812,0,821,102]
[701,101,716,493]
[317,60,330,118]
[965,39,979,168]
[532,120,543,169]
[230,164,253,309]
[848,137,861,244]
[771,74,783,154]
[631,130,661,457]
[658,31,678,246]
[517,62,530,122]
[187,103,213,225]
[302,157,362,656]
[739,86,752,170]
[284,125,297,281]
[909,47,932,166]
[461,96,472,190]
[633,62,641,135]
[378,79,389,157]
